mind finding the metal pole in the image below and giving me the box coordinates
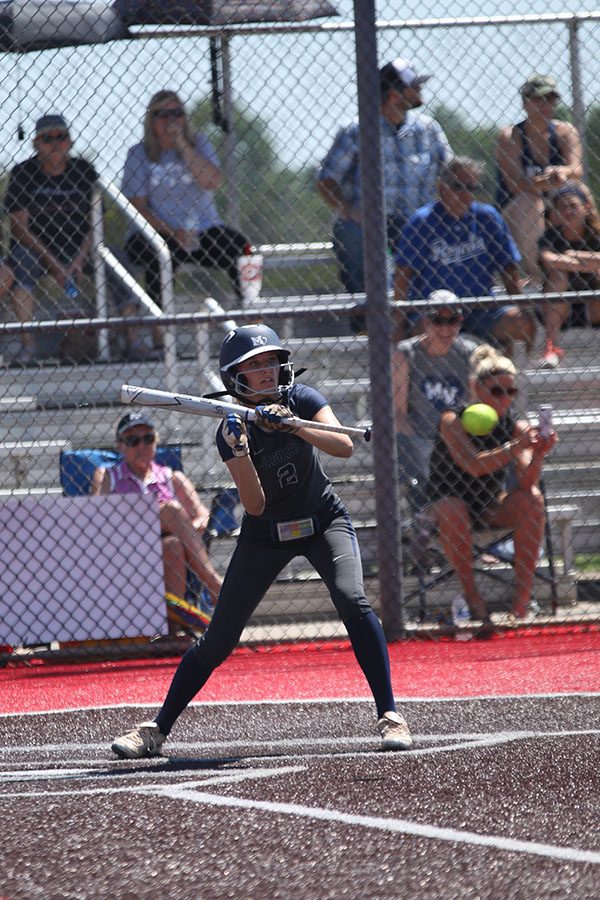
[568,19,587,177]
[353,0,405,638]
[222,35,241,228]
[91,189,110,361]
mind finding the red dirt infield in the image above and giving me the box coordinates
[2,629,600,714]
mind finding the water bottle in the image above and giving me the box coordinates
[64,277,79,301]
[183,214,200,252]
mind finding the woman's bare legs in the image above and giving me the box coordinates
[484,486,545,617]
[433,497,490,620]
[503,192,546,284]
[159,501,222,601]
[542,270,570,348]
[161,534,187,598]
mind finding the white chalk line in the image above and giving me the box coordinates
[0,765,305,797]
[1,729,598,784]
[141,783,600,867]
[1,746,599,866]
[1,690,600,718]
[1,761,599,866]
[0,731,495,757]
[2,728,599,766]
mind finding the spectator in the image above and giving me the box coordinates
[496,74,583,286]
[393,290,480,512]
[393,157,536,355]
[427,345,557,628]
[0,262,13,297]
[537,182,600,368]
[4,114,97,366]
[91,411,222,631]
[122,90,249,360]
[317,57,452,332]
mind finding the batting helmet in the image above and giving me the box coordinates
[219,325,294,400]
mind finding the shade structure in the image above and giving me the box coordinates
[0,0,338,52]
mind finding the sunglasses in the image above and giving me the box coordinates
[531,93,559,103]
[430,314,462,325]
[121,433,156,448]
[488,386,518,397]
[153,108,185,120]
[445,180,482,192]
[39,132,69,144]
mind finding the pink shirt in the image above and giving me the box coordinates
[108,460,175,504]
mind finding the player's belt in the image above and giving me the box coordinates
[274,517,315,542]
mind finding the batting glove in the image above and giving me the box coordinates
[254,403,298,433]
[221,413,250,457]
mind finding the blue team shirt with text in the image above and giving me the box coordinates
[216,383,346,535]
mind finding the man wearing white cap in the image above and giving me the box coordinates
[393,289,478,511]
[317,58,453,332]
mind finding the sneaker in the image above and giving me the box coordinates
[111,721,166,759]
[538,342,564,369]
[377,711,413,751]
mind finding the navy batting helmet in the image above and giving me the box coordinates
[219,325,294,400]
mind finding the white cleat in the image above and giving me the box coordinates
[111,721,166,759]
[377,711,413,751]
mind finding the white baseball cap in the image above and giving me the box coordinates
[380,58,430,92]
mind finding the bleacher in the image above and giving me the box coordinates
[1,312,599,629]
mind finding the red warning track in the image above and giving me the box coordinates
[1,630,600,714]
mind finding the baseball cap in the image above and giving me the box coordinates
[116,411,155,438]
[425,289,463,315]
[35,114,69,136]
[380,58,430,93]
[521,74,559,99]
[552,182,588,203]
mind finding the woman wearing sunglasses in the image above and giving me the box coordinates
[120,90,249,360]
[537,182,600,368]
[427,345,557,628]
[91,411,222,631]
[393,289,478,512]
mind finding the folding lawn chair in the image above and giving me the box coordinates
[402,473,559,624]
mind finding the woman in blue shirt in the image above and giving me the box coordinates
[121,90,248,359]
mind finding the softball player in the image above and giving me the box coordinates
[112,324,412,757]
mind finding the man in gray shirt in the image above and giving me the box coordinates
[393,290,479,510]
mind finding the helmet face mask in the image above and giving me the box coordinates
[219,325,294,401]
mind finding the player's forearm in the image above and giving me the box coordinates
[232,458,265,516]
[296,426,353,458]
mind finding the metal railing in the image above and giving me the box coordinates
[90,177,177,398]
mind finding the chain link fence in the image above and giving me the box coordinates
[1,3,600,662]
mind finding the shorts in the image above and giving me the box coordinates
[9,244,63,292]
[461,305,508,341]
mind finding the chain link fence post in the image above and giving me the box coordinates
[354,1,405,639]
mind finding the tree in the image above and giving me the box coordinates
[190,98,330,245]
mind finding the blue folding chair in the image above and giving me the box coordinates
[60,446,183,495]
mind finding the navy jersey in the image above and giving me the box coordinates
[216,383,346,535]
